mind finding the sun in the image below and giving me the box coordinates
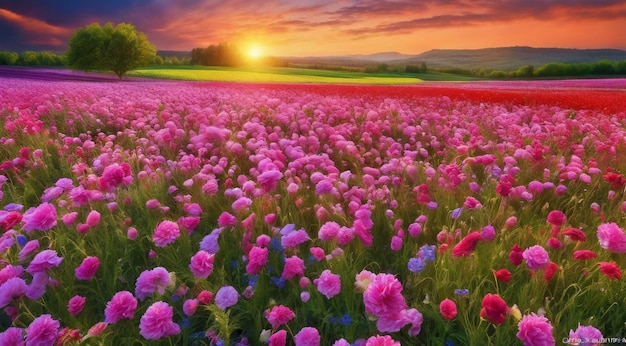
[247,46,263,60]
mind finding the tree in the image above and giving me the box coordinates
[0,51,19,65]
[66,22,156,79]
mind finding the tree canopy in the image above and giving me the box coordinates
[66,22,156,79]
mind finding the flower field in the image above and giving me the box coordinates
[1,74,626,345]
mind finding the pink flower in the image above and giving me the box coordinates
[25,314,59,345]
[365,335,400,346]
[505,216,517,228]
[85,210,101,228]
[104,290,138,323]
[569,325,603,346]
[183,298,199,316]
[546,210,566,225]
[318,221,340,241]
[463,196,482,209]
[439,298,457,320]
[572,250,597,260]
[85,322,107,338]
[314,270,341,299]
[597,222,626,253]
[265,305,296,328]
[0,264,23,285]
[269,330,287,346]
[281,229,311,249]
[139,301,180,340]
[68,295,86,316]
[189,250,215,279]
[516,313,554,346]
[135,267,171,301]
[246,246,268,275]
[452,231,483,257]
[145,199,161,209]
[354,270,376,292]
[522,245,549,270]
[282,256,305,280]
[75,256,100,280]
[22,203,57,232]
[26,272,48,300]
[293,327,320,346]
[26,249,63,274]
[215,285,239,310]
[98,163,132,192]
[363,273,407,317]
[153,220,180,247]
[257,170,283,192]
[127,227,138,240]
[563,228,586,242]
[61,212,78,226]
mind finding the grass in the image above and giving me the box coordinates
[128,65,472,84]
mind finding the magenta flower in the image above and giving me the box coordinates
[522,245,549,270]
[18,239,39,262]
[26,249,63,274]
[293,327,320,346]
[318,221,340,241]
[25,314,60,345]
[452,231,483,257]
[217,212,237,227]
[104,290,138,324]
[269,329,287,346]
[282,256,305,280]
[135,267,172,301]
[215,285,239,310]
[546,210,566,225]
[189,250,215,279]
[439,298,457,320]
[257,170,283,192]
[21,202,57,232]
[139,301,180,340]
[0,327,23,345]
[183,298,199,316]
[265,304,296,329]
[0,264,23,285]
[0,277,27,308]
[365,335,400,346]
[153,220,180,247]
[245,246,268,275]
[61,212,78,226]
[363,273,407,317]
[67,295,86,316]
[75,256,100,280]
[26,272,48,300]
[314,270,341,299]
[516,313,555,346]
[597,222,626,253]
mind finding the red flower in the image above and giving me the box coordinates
[544,262,559,282]
[546,210,566,226]
[603,169,626,189]
[439,298,457,320]
[509,244,524,266]
[572,250,597,260]
[480,293,508,324]
[493,268,512,283]
[598,261,622,280]
[452,231,482,257]
[562,228,587,242]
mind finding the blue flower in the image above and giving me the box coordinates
[450,207,463,219]
[16,234,27,247]
[408,257,426,273]
[270,276,286,289]
[269,237,284,252]
[178,317,190,329]
[419,244,436,262]
[340,313,352,326]
[454,288,469,297]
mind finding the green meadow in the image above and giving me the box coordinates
[129,65,477,83]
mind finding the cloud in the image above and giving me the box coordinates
[0,8,71,50]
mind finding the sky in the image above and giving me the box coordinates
[1,0,626,57]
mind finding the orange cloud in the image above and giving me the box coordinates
[0,8,69,35]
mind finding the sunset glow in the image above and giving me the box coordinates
[247,46,263,60]
[0,1,625,55]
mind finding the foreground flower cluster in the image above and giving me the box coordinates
[0,76,625,344]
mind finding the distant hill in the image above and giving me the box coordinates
[284,47,626,71]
